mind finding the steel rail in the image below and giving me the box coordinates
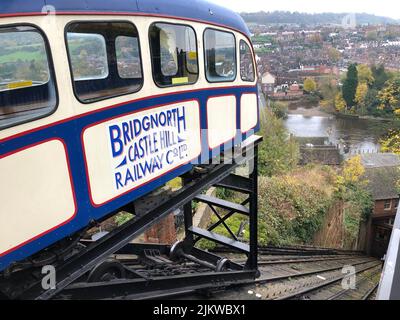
[232,255,363,266]
[255,258,377,284]
[275,261,382,300]
[163,258,381,301]
[327,267,381,300]
[361,282,380,300]
[256,255,363,266]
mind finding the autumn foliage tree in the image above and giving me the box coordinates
[335,93,346,112]
[355,82,369,113]
[381,129,400,154]
[303,77,317,93]
[378,77,400,115]
[327,47,341,63]
[342,156,365,185]
[357,64,375,86]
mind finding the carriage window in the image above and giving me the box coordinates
[149,23,198,87]
[0,26,57,130]
[240,40,255,82]
[67,33,108,80]
[204,29,236,82]
[66,22,143,103]
[116,36,142,79]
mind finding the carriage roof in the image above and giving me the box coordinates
[0,0,250,36]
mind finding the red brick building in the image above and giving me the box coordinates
[358,155,400,258]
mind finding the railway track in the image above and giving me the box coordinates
[274,262,382,300]
[213,245,363,257]
[177,253,382,301]
[2,243,379,300]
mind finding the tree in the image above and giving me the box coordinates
[355,83,369,112]
[357,64,374,86]
[366,30,378,41]
[335,93,346,112]
[303,77,317,93]
[342,64,358,108]
[270,101,288,119]
[319,76,339,112]
[372,64,390,90]
[381,130,400,154]
[258,109,299,177]
[377,77,400,114]
[342,156,365,186]
[327,47,341,63]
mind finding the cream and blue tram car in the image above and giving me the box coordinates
[0,0,259,273]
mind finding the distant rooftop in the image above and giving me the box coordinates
[360,153,400,169]
[364,166,400,201]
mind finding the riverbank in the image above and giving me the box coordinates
[289,106,399,124]
[350,114,395,123]
[288,106,332,117]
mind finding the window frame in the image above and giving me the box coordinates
[384,199,392,211]
[148,21,199,88]
[239,39,255,83]
[64,20,144,105]
[203,27,237,84]
[0,23,59,131]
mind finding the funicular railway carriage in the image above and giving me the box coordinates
[0,0,259,281]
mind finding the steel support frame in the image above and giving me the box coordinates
[183,141,260,271]
[18,135,262,300]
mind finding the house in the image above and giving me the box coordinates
[357,154,400,258]
[289,83,300,92]
[261,72,276,95]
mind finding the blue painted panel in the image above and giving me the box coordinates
[137,0,249,36]
[0,0,250,36]
[0,0,47,15]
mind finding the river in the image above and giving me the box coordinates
[283,107,394,156]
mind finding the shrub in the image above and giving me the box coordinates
[257,167,336,245]
[258,109,300,177]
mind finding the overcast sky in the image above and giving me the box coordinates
[207,0,400,20]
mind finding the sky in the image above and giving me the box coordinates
[207,0,400,20]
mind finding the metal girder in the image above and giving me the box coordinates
[56,270,256,300]
[215,174,253,193]
[116,243,171,255]
[188,227,250,253]
[205,198,250,234]
[194,194,250,215]
[189,247,243,271]
[248,148,259,270]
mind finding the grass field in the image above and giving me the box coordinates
[0,50,44,64]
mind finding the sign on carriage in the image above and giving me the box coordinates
[108,105,191,191]
[82,101,201,205]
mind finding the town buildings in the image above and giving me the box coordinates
[252,23,400,97]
